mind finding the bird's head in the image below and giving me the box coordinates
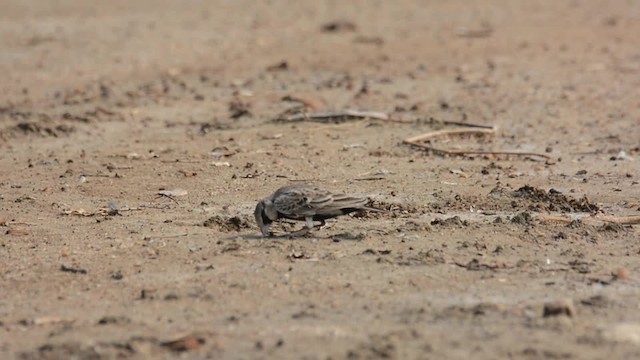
[254,198,278,237]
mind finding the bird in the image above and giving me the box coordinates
[254,183,382,237]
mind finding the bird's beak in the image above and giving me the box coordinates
[255,200,271,237]
[260,225,271,237]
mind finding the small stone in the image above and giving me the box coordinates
[609,150,632,161]
[614,267,629,280]
[543,299,576,317]
[161,334,206,352]
[110,271,124,280]
[211,161,231,167]
[97,315,130,325]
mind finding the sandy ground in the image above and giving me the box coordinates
[1,1,640,359]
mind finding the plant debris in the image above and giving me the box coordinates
[60,265,88,274]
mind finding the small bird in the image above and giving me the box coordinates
[254,183,381,237]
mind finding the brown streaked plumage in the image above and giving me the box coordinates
[254,183,381,237]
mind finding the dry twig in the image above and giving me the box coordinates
[143,233,189,240]
[404,128,496,143]
[161,160,206,164]
[404,127,552,160]
[62,207,131,216]
[537,214,640,225]
[435,120,495,129]
[277,110,412,124]
[595,215,640,225]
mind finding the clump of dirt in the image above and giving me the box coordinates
[436,302,502,320]
[4,122,76,138]
[0,106,125,140]
[510,212,533,225]
[21,343,104,360]
[228,99,252,119]
[395,220,431,233]
[511,185,600,213]
[203,215,252,232]
[20,334,207,360]
[394,249,446,266]
[431,216,468,227]
[368,248,446,266]
[346,334,397,360]
[598,222,626,233]
[433,185,601,214]
[331,232,366,241]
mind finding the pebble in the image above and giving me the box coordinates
[543,298,576,317]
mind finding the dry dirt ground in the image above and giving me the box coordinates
[1,1,640,359]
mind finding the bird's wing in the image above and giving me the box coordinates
[317,193,368,214]
[272,184,334,216]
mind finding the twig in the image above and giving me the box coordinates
[290,179,322,182]
[438,120,495,129]
[419,116,495,129]
[161,160,202,163]
[278,110,412,124]
[303,120,367,132]
[62,205,168,217]
[81,173,113,178]
[137,204,172,210]
[354,176,386,181]
[537,214,640,225]
[156,194,179,204]
[404,128,552,160]
[595,215,640,225]
[143,233,189,240]
[407,142,552,160]
[60,265,87,274]
[454,259,503,270]
[535,214,574,223]
[110,207,143,213]
[403,128,496,144]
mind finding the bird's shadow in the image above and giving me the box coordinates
[220,232,322,241]
[220,230,365,242]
